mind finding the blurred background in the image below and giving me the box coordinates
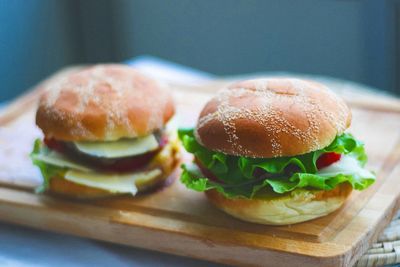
[0,0,399,102]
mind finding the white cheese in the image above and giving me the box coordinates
[74,134,159,158]
[31,151,91,172]
[317,155,374,178]
[64,168,162,195]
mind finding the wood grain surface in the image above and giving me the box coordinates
[0,68,400,267]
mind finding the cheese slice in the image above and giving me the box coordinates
[31,151,91,172]
[74,134,159,158]
[64,168,162,195]
[317,155,374,179]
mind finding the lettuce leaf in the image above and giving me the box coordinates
[30,139,65,193]
[178,129,375,199]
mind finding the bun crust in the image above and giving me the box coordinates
[36,64,175,141]
[49,177,114,199]
[48,134,180,199]
[195,78,351,158]
[205,183,352,225]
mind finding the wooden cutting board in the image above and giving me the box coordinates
[1,67,400,267]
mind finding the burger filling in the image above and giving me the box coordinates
[178,129,376,199]
[42,132,168,172]
[30,130,179,195]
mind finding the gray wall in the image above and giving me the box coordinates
[0,0,81,101]
[114,0,366,81]
[0,0,398,102]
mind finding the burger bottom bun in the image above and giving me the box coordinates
[48,136,180,200]
[205,183,352,225]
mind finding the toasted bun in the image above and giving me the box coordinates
[47,134,180,199]
[195,78,351,158]
[36,64,175,142]
[205,183,352,225]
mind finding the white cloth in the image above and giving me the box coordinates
[0,222,221,267]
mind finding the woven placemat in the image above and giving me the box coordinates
[356,211,400,267]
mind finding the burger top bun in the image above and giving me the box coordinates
[36,64,175,142]
[195,78,351,158]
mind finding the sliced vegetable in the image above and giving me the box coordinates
[316,152,342,169]
[31,139,66,193]
[178,128,375,199]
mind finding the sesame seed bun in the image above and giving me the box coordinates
[205,183,352,225]
[195,78,351,158]
[194,78,353,225]
[36,64,175,142]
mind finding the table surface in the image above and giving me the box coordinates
[0,56,398,267]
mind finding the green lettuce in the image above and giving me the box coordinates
[178,129,375,199]
[30,139,65,193]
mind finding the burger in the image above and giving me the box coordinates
[179,78,375,225]
[31,64,180,199]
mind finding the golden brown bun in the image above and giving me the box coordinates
[205,183,352,225]
[195,78,351,158]
[48,134,181,199]
[36,64,175,141]
[49,177,113,199]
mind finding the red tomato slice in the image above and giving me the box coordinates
[44,138,65,153]
[316,152,342,169]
